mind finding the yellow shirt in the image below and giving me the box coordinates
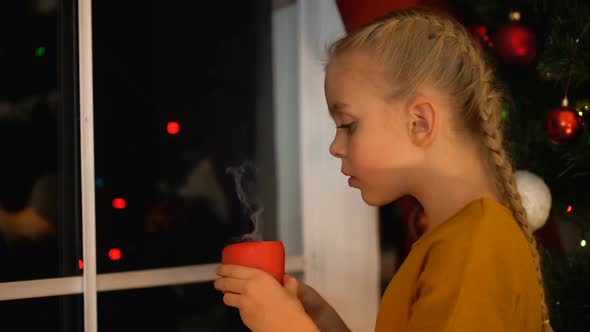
[375,198,543,332]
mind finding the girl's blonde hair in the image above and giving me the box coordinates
[328,8,552,331]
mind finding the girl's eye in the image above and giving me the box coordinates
[336,122,356,131]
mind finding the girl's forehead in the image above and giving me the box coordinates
[328,50,380,75]
[326,53,392,98]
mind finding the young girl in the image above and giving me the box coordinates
[215,8,552,332]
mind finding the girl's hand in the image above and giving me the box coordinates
[284,274,351,332]
[214,265,319,332]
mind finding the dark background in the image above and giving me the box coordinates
[0,0,275,330]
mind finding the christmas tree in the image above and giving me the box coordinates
[452,1,590,330]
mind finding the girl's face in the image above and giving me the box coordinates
[325,51,422,206]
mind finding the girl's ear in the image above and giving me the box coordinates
[406,96,437,148]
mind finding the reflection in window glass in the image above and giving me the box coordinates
[0,295,82,332]
[0,0,81,282]
[92,1,276,273]
[98,282,247,332]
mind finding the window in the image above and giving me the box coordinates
[0,1,381,331]
[91,0,278,273]
[0,1,305,331]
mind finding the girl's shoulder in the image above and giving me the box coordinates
[414,198,513,247]
[415,197,532,267]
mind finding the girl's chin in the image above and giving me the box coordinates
[360,190,390,207]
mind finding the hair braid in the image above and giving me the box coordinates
[437,16,554,332]
[476,79,553,332]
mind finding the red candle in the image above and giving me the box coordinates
[222,241,285,285]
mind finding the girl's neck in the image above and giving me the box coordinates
[411,151,500,236]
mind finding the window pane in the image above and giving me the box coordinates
[0,1,81,282]
[98,283,248,332]
[0,294,83,332]
[92,1,276,273]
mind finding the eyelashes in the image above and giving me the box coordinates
[336,122,356,132]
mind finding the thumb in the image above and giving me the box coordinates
[283,274,299,297]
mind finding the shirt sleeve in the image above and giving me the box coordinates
[407,221,523,332]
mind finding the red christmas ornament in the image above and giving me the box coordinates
[546,106,583,144]
[494,23,537,64]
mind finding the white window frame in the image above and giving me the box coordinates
[0,1,380,332]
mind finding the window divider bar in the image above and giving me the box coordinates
[96,264,219,292]
[0,277,83,301]
[78,0,97,331]
[0,256,304,301]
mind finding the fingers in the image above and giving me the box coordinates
[214,277,244,309]
[222,292,240,308]
[216,264,262,279]
[285,274,310,298]
[283,274,299,297]
[214,277,246,294]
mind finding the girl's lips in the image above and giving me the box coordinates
[348,176,357,187]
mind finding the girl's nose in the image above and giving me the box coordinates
[329,134,346,159]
